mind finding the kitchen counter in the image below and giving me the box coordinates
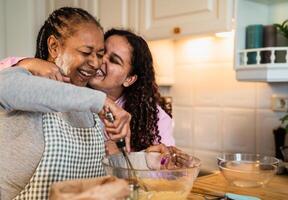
[188,172,288,200]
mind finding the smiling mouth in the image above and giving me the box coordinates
[78,69,96,79]
[95,68,106,78]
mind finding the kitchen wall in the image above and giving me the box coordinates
[0,0,5,59]
[150,34,288,171]
[0,0,46,59]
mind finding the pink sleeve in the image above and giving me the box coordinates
[156,105,175,146]
[0,57,26,71]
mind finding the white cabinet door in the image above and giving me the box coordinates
[97,0,138,32]
[139,0,233,40]
[47,0,137,32]
[47,0,99,18]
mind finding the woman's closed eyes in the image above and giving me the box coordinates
[109,53,123,66]
[78,46,104,58]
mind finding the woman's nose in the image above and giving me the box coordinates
[88,54,102,69]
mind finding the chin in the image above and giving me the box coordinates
[72,79,88,87]
[89,80,102,89]
[89,85,102,90]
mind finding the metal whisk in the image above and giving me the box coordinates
[105,110,148,195]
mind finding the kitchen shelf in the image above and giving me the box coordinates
[234,0,288,82]
[236,47,288,82]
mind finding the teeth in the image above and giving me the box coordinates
[80,70,93,77]
[96,69,104,76]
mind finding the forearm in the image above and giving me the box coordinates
[0,67,106,113]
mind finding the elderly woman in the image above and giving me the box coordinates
[0,7,130,200]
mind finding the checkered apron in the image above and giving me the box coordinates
[13,112,106,200]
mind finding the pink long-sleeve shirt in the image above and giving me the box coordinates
[0,57,175,146]
[0,57,25,70]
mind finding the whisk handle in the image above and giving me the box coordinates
[116,138,126,148]
[105,110,126,149]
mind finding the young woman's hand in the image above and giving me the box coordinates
[18,58,70,83]
[99,97,132,152]
[146,144,196,169]
[105,140,120,155]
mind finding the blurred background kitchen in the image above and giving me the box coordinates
[1,0,288,173]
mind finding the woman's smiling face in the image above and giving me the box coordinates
[55,23,104,87]
[88,35,137,99]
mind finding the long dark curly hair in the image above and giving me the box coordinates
[104,29,167,151]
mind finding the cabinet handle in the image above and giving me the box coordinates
[173,27,181,34]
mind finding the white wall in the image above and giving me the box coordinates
[0,0,46,59]
[161,34,288,171]
[270,1,288,23]
[0,0,5,59]
[6,0,35,57]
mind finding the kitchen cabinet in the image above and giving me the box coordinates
[48,0,233,40]
[47,0,137,32]
[96,0,138,32]
[138,0,234,40]
[47,0,98,18]
[234,0,288,82]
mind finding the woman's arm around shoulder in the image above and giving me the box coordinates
[0,67,106,113]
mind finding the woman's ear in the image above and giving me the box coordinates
[47,35,61,60]
[123,75,138,87]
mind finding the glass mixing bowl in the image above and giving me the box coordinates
[102,152,201,200]
[217,153,279,187]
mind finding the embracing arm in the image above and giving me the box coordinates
[0,57,70,82]
[0,67,106,113]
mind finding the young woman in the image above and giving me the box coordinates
[0,7,130,200]
[0,29,175,153]
[92,29,175,151]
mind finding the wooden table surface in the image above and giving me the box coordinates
[188,172,288,200]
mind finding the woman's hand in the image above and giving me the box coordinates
[18,58,70,83]
[146,144,196,169]
[105,140,120,155]
[99,97,131,152]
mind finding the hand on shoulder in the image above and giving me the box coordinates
[18,58,70,83]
